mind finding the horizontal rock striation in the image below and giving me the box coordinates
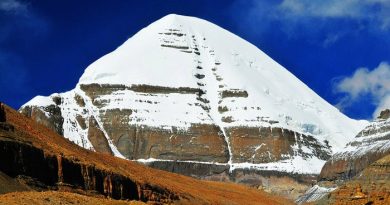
[226,126,331,164]
[20,85,331,170]
[320,109,390,182]
[319,153,390,205]
[297,109,390,204]
[0,102,293,204]
[19,14,366,200]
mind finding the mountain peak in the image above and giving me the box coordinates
[158,13,194,23]
[22,14,367,177]
[155,14,216,28]
[77,14,257,87]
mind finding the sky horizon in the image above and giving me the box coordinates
[1,0,390,120]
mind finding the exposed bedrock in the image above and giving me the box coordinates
[145,160,316,200]
[297,109,390,205]
[19,102,329,200]
[18,83,334,201]
[22,104,329,165]
[319,154,390,205]
[20,82,332,166]
[20,104,64,136]
[226,126,330,163]
[0,125,178,203]
[319,110,390,182]
[98,107,330,163]
[0,104,5,122]
[105,123,230,162]
[87,116,112,154]
[319,150,390,182]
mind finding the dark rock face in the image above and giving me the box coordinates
[0,122,178,203]
[227,126,331,164]
[20,102,329,165]
[0,103,5,122]
[108,124,229,162]
[74,94,86,107]
[19,82,332,167]
[87,116,112,154]
[76,114,87,130]
[319,154,390,205]
[20,103,64,136]
[0,140,59,187]
[379,109,390,120]
[320,146,390,182]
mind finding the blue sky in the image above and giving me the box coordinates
[0,0,390,120]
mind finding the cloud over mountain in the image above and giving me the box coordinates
[335,62,390,118]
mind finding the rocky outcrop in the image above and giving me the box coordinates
[379,109,390,120]
[318,153,390,205]
[145,160,317,199]
[0,122,179,203]
[0,103,293,205]
[319,151,390,182]
[227,126,331,163]
[296,109,390,204]
[20,99,64,136]
[295,184,336,204]
[87,116,112,154]
[19,84,333,200]
[0,132,166,201]
[0,104,5,122]
[111,124,229,162]
[319,110,390,181]
[21,86,331,168]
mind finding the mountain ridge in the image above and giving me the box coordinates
[20,14,368,199]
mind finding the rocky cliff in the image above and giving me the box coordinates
[296,109,390,204]
[0,102,292,205]
[19,14,366,199]
[318,153,390,205]
[320,109,390,181]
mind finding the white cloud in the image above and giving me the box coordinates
[279,0,365,18]
[230,0,390,47]
[0,0,27,13]
[279,0,390,30]
[335,62,390,118]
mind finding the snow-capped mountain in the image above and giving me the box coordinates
[20,14,366,177]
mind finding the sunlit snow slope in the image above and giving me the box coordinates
[21,14,367,174]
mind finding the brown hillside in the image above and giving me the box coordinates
[0,191,145,205]
[0,102,292,205]
[318,154,390,205]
